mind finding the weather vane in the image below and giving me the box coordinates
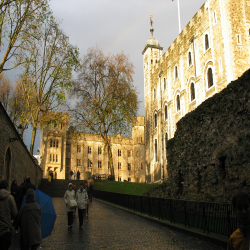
[149,13,153,27]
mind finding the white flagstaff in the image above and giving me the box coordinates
[177,0,182,34]
[172,0,181,34]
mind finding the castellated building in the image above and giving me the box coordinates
[143,0,250,182]
[40,113,145,182]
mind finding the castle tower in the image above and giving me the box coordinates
[142,15,163,182]
[40,112,69,179]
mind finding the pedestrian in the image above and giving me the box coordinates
[11,180,19,233]
[70,170,73,180]
[77,170,80,180]
[72,185,77,216]
[0,180,18,250]
[21,177,27,187]
[50,171,53,183]
[89,182,94,202]
[17,188,42,250]
[73,170,76,180]
[48,174,51,186]
[227,191,250,250]
[64,183,76,228]
[76,183,88,229]
[11,180,18,199]
[22,177,36,196]
[84,182,90,215]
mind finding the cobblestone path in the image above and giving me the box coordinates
[10,198,226,250]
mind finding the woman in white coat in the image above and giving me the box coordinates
[76,182,88,229]
[64,183,76,228]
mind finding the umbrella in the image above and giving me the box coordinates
[20,189,57,239]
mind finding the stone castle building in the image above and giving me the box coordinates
[143,0,250,182]
[40,114,145,182]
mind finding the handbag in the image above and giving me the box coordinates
[69,199,77,208]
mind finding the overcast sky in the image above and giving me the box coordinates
[20,0,206,154]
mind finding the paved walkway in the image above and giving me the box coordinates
[10,198,226,250]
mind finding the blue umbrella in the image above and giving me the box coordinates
[21,189,57,239]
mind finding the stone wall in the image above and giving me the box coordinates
[164,69,250,202]
[0,102,43,188]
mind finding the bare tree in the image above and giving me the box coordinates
[69,46,139,180]
[19,16,79,154]
[0,0,50,73]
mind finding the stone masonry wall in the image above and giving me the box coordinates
[0,102,43,188]
[165,69,250,203]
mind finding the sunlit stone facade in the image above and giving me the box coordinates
[143,0,250,182]
[40,114,145,182]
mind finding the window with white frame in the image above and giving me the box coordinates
[98,161,102,168]
[207,68,214,88]
[77,145,81,153]
[176,95,181,111]
[154,113,157,128]
[128,163,131,171]
[118,162,121,170]
[190,82,195,101]
[98,146,102,155]
[205,34,210,51]
[188,51,192,66]
[175,66,178,79]
[77,159,81,166]
[165,105,168,120]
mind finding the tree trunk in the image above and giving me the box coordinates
[30,125,37,155]
[107,143,115,181]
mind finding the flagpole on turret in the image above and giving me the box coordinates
[173,0,182,34]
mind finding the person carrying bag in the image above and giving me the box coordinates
[63,183,76,228]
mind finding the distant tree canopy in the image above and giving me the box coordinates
[69,46,139,180]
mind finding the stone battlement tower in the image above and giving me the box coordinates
[143,0,250,182]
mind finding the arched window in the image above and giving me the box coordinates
[176,95,180,111]
[164,78,166,90]
[154,113,157,128]
[155,139,157,162]
[175,66,178,79]
[165,105,168,120]
[165,133,168,158]
[153,88,156,100]
[190,82,195,101]
[188,51,192,66]
[207,68,214,88]
[205,34,209,50]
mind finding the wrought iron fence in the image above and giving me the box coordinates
[93,190,238,237]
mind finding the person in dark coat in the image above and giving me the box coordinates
[0,180,18,250]
[22,177,36,196]
[77,170,80,180]
[70,170,73,180]
[17,189,42,250]
[11,180,18,200]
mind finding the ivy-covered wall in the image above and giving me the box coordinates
[164,69,250,202]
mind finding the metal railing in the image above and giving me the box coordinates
[93,190,237,237]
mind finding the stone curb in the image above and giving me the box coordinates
[94,198,228,249]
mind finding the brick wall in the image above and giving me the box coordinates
[0,102,43,188]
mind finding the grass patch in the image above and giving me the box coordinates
[94,180,159,196]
